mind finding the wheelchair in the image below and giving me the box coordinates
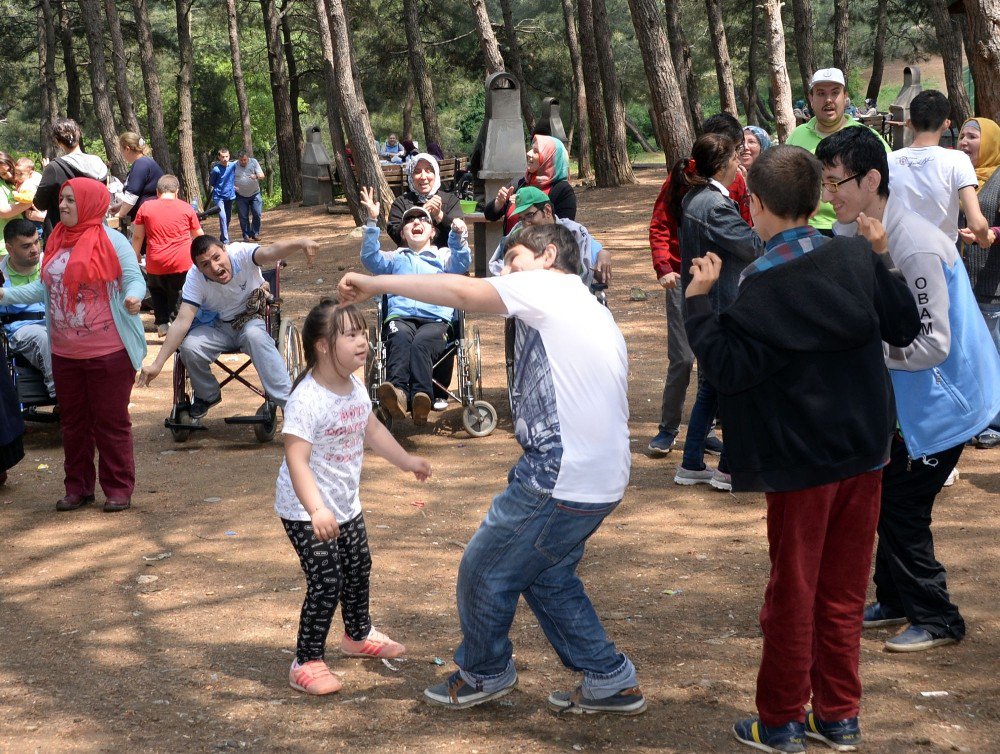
[164,264,304,443]
[1,315,59,424]
[365,296,498,437]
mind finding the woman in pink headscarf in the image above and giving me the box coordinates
[0,177,146,512]
[484,134,576,234]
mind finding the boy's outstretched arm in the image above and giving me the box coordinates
[339,271,508,315]
[958,186,991,247]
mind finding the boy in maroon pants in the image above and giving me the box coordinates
[684,145,920,752]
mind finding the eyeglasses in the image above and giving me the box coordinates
[405,215,429,226]
[822,173,861,194]
[519,207,542,223]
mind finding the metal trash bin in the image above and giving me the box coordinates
[889,66,922,150]
[301,126,333,207]
[533,97,568,144]
[474,72,527,276]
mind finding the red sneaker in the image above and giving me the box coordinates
[288,659,342,695]
[340,628,406,658]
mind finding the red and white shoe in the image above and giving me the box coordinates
[288,659,342,695]
[340,628,406,658]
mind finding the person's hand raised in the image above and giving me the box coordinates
[857,212,888,254]
[686,252,722,298]
[359,186,380,221]
[338,272,376,304]
[494,184,513,207]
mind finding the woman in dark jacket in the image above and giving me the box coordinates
[387,153,462,249]
[672,133,763,490]
[484,134,575,234]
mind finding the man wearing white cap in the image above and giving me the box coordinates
[787,67,889,233]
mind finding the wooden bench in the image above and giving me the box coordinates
[345,156,469,198]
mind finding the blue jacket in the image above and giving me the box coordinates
[838,196,1000,458]
[1,227,148,370]
[361,222,471,322]
[210,162,236,201]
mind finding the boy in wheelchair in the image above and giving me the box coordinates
[1,219,55,401]
[136,235,318,415]
[359,186,471,426]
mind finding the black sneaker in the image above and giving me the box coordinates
[547,685,647,716]
[806,711,862,751]
[704,434,724,456]
[733,718,806,752]
[423,671,517,709]
[189,395,222,419]
[862,602,907,628]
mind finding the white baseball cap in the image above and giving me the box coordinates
[810,68,846,90]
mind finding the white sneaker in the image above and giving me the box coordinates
[432,398,448,411]
[943,467,959,487]
[674,466,714,485]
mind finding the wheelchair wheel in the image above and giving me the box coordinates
[375,403,393,431]
[504,318,515,413]
[462,400,498,438]
[278,318,304,384]
[253,401,278,443]
[171,409,194,443]
[470,326,484,400]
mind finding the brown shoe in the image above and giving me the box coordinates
[412,392,432,426]
[376,381,407,420]
[103,497,132,513]
[56,493,95,512]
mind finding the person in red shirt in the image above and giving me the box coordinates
[647,113,752,455]
[132,174,204,338]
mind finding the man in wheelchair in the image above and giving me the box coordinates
[359,186,471,426]
[488,186,611,288]
[1,219,55,400]
[136,235,317,416]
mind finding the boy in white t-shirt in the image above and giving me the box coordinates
[137,234,318,417]
[888,89,991,245]
[338,223,644,716]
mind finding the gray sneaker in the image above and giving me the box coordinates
[674,466,714,485]
[548,686,647,716]
[423,671,517,709]
[709,469,732,491]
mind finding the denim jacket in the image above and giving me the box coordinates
[679,182,763,312]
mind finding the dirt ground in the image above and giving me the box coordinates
[2,172,997,754]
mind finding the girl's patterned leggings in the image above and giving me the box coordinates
[282,513,372,663]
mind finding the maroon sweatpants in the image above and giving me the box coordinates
[756,469,882,726]
[51,349,136,500]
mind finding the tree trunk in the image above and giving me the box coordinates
[403,84,414,141]
[577,0,613,185]
[746,0,760,126]
[498,0,536,132]
[225,0,254,154]
[467,0,505,75]
[56,0,82,125]
[78,0,128,179]
[964,0,1000,119]
[174,0,200,206]
[560,0,591,178]
[132,0,173,171]
[402,0,441,148]
[104,0,141,135]
[928,0,972,125]
[762,0,795,142]
[592,0,636,185]
[280,0,304,157]
[626,0,692,166]
[260,0,302,203]
[327,0,393,224]
[833,0,849,79]
[790,0,815,96]
[865,0,888,103]
[313,0,359,211]
[38,0,60,157]
[664,0,702,134]
[705,0,739,116]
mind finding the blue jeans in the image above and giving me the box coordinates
[453,478,637,697]
[681,373,729,473]
[214,197,234,244]
[236,192,263,239]
[980,303,1000,434]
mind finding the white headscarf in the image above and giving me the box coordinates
[407,153,441,200]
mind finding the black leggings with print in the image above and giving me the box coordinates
[282,513,372,663]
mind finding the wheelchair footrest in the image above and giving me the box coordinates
[164,419,208,432]
[223,415,268,425]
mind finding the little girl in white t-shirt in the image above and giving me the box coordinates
[275,297,430,695]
